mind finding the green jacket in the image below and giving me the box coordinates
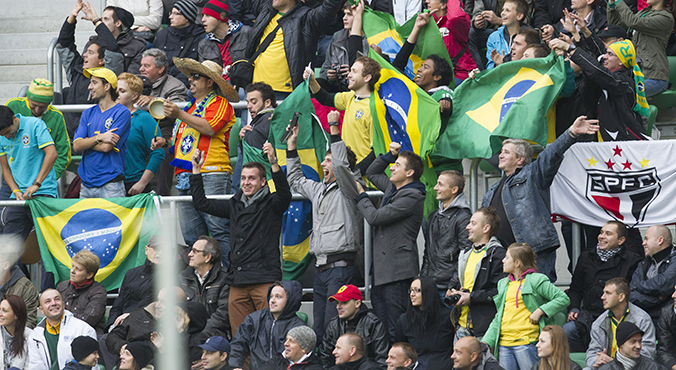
[5,98,71,179]
[482,272,569,359]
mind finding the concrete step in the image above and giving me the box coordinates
[0,17,95,34]
[0,0,106,20]
[0,82,32,106]
[0,65,48,82]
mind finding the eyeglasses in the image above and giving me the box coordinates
[189,73,207,80]
[170,10,183,16]
[189,246,206,254]
[409,288,421,294]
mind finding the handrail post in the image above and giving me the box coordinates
[572,222,581,271]
[364,219,372,300]
[469,158,480,211]
[47,38,57,89]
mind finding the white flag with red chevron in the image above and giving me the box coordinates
[551,140,676,227]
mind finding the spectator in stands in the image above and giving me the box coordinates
[656,285,676,370]
[173,301,210,366]
[260,325,323,370]
[543,0,607,44]
[533,0,570,30]
[630,225,676,323]
[320,285,389,368]
[80,3,147,75]
[486,0,529,68]
[522,43,552,59]
[330,332,380,370]
[586,278,656,370]
[116,72,165,195]
[318,1,369,93]
[137,48,189,197]
[597,322,664,370]
[153,58,237,268]
[305,58,380,165]
[396,276,454,370]
[189,141,291,335]
[564,221,642,352]
[386,342,429,370]
[72,68,131,198]
[286,114,362,342]
[532,325,581,370]
[178,235,230,338]
[154,0,222,88]
[427,0,477,84]
[106,0,163,33]
[56,250,107,335]
[118,341,154,370]
[466,0,500,70]
[452,336,503,370]
[550,38,649,141]
[5,79,71,180]
[63,336,100,370]
[0,295,31,369]
[229,281,306,370]
[422,170,472,298]
[412,55,455,119]
[28,289,97,370]
[57,0,125,138]
[0,236,39,329]
[450,207,507,340]
[202,0,246,82]
[355,143,425,342]
[608,0,675,97]
[104,286,185,369]
[0,106,58,240]
[508,28,541,61]
[245,0,344,97]
[481,116,600,282]
[482,243,570,370]
[199,336,231,370]
[596,25,626,48]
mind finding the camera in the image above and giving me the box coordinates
[333,65,348,89]
[444,289,469,306]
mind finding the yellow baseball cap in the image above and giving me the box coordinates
[84,67,118,89]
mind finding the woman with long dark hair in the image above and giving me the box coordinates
[531,325,581,370]
[395,276,454,370]
[0,295,30,370]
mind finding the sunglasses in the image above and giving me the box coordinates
[189,73,208,80]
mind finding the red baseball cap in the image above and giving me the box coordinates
[329,285,362,302]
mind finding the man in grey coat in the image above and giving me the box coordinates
[597,322,666,370]
[285,113,362,343]
[355,142,426,342]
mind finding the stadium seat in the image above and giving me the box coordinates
[570,353,586,368]
[648,105,658,137]
[296,311,309,324]
[648,56,676,111]
[229,118,241,163]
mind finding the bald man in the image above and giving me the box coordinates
[331,333,380,370]
[451,337,503,370]
[630,225,676,323]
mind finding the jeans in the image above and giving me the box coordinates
[498,343,539,370]
[80,181,126,198]
[179,172,232,268]
[644,78,669,97]
[0,180,12,234]
[536,248,557,283]
[563,321,587,353]
[469,27,495,70]
[371,279,412,343]
[313,265,359,343]
[231,145,244,194]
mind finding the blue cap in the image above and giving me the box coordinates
[199,336,231,353]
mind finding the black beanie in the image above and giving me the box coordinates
[71,336,100,362]
[126,341,154,368]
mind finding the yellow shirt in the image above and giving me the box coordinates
[334,91,372,162]
[46,314,63,335]
[499,279,540,346]
[253,13,292,92]
[609,307,629,357]
[459,247,488,328]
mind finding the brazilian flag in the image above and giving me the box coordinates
[28,193,161,290]
[242,80,328,280]
[436,53,566,160]
[369,49,441,217]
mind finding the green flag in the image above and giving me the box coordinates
[434,52,566,160]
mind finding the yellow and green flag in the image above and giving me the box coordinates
[28,193,161,290]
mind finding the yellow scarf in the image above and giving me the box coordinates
[608,40,649,116]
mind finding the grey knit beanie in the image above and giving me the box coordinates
[287,326,316,354]
[173,0,198,23]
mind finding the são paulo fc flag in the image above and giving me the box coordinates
[551,140,676,227]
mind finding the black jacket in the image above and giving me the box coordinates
[107,302,159,356]
[395,308,454,370]
[630,246,676,320]
[598,356,667,370]
[570,47,648,141]
[247,0,344,89]
[533,0,571,28]
[56,279,107,335]
[530,359,582,370]
[421,193,473,291]
[329,356,381,370]
[112,29,146,75]
[261,353,325,370]
[63,361,91,370]
[552,7,608,41]
[320,305,389,369]
[657,303,676,369]
[179,263,230,338]
[108,259,156,327]
[229,281,307,370]
[191,169,292,286]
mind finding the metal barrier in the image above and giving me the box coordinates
[46,38,63,95]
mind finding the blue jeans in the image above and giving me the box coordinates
[80,181,126,198]
[313,265,359,343]
[371,279,412,343]
[179,172,232,268]
[469,27,495,70]
[536,248,557,283]
[498,343,539,370]
[563,320,587,353]
[644,78,669,97]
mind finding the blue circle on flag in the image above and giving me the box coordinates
[60,209,122,268]
[500,80,536,122]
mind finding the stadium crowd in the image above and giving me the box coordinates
[0,0,675,368]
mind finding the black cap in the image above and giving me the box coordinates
[597,25,627,39]
[615,322,644,347]
[126,341,154,368]
[71,336,99,362]
[111,6,135,29]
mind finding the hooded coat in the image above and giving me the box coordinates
[228,281,307,370]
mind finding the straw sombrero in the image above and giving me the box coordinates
[173,57,239,102]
